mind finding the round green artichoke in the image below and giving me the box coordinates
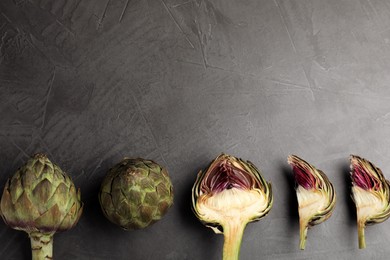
[99,158,174,230]
[0,153,83,260]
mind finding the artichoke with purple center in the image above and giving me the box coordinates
[99,158,173,230]
[192,154,273,260]
[350,155,390,249]
[287,155,336,250]
[0,153,83,260]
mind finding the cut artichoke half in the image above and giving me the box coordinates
[192,154,272,260]
[287,155,336,250]
[350,155,390,249]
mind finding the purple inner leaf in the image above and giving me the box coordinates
[292,166,316,189]
[352,164,380,190]
[203,160,253,194]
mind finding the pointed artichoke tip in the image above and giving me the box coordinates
[217,153,231,160]
[287,154,306,167]
[350,154,364,164]
[350,155,374,175]
[287,154,299,165]
[350,155,361,168]
[32,153,48,159]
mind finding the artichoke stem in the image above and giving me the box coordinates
[29,232,53,260]
[358,221,366,249]
[299,220,308,250]
[222,221,247,260]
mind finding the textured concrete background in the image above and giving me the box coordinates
[1,0,390,259]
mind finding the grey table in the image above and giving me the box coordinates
[1,0,390,259]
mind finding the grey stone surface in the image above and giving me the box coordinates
[1,0,390,259]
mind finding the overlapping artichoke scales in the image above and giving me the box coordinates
[350,155,390,225]
[192,154,273,231]
[99,158,173,230]
[288,155,336,225]
[0,154,83,233]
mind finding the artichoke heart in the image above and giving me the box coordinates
[296,186,328,223]
[197,188,268,224]
[288,155,336,250]
[350,155,390,249]
[0,153,83,260]
[192,154,272,260]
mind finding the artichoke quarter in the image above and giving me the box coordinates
[99,158,174,230]
[0,153,83,260]
[287,155,336,250]
[192,154,272,260]
[350,155,390,249]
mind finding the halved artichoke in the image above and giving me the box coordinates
[350,155,390,249]
[287,155,336,250]
[192,154,272,260]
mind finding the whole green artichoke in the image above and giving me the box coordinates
[0,153,83,260]
[99,158,174,230]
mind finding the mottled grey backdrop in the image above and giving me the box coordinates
[1,0,390,259]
